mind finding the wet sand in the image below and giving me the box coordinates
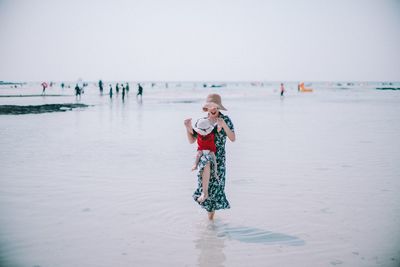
[0,83,399,267]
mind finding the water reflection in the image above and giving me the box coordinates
[216,223,305,246]
[194,220,304,267]
[194,222,226,267]
[136,96,143,105]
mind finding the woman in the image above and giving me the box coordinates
[184,93,236,220]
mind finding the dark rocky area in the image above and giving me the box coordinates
[0,103,89,115]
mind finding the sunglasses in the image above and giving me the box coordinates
[203,106,219,112]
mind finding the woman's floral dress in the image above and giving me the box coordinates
[193,113,235,212]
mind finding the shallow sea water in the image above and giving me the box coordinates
[0,83,400,266]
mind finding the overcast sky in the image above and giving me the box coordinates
[0,0,399,82]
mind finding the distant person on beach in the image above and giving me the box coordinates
[75,84,81,100]
[116,83,120,94]
[190,116,222,201]
[280,83,285,96]
[109,84,113,98]
[122,84,126,101]
[125,82,130,93]
[99,80,103,94]
[137,83,143,100]
[41,82,48,95]
[184,93,235,220]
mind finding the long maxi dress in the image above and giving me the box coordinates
[193,113,235,212]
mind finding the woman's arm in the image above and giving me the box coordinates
[217,118,236,142]
[184,118,196,144]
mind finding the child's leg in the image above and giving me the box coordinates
[197,162,210,203]
[192,151,203,171]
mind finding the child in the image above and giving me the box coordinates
[192,117,221,171]
[192,106,222,203]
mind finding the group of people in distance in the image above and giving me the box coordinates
[40,80,144,101]
[99,80,143,101]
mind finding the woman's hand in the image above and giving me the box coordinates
[217,118,236,142]
[217,118,227,129]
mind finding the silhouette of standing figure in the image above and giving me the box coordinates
[280,83,285,97]
[137,83,143,99]
[99,80,104,94]
[109,84,113,98]
[41,82,48,95]
[75,84,81,100]
[122,84,126,101]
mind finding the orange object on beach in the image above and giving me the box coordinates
[299,82,313,92]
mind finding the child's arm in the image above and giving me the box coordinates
[184,118,196,144]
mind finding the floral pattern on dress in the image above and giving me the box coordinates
[193,113,235,212]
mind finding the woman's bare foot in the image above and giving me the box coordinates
[197,193,208,203]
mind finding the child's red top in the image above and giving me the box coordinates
[196,130,217,152]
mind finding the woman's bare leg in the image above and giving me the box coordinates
[208,211,215,220]
[198,162,210,203]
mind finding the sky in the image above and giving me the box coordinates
[0,0,399,82]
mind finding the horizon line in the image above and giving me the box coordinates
[1,80,400,84]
